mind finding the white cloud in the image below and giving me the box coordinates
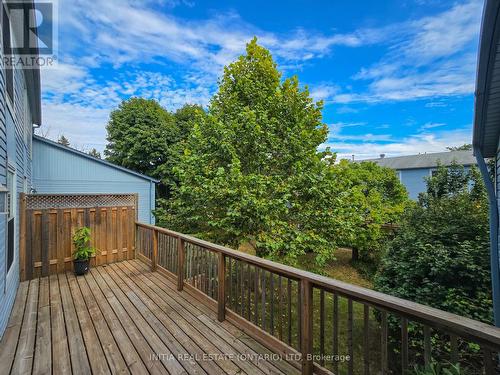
[419,122,446,130]
[42,0,481,152]
[315,0,483,104]
[328,127,472,160]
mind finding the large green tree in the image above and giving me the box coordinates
[104,98,176,182]
[104,99,204,199]
[157,39,353,264]
[374,163,492,323]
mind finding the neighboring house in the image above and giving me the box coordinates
[0,2,42,337]
[473,0,500,327]
[32,135,158,224]
[359,151,477,200]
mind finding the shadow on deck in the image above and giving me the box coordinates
[0,259,299,375]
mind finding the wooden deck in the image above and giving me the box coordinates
[0,259,300,375]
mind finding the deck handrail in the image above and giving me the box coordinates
[136,221,500,374]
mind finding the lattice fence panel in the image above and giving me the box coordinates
[26,193,136,209]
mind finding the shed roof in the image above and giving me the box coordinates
[473,0,500,158]
[33,135,159,183]
[358,150,477,170]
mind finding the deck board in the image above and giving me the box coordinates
[0,259,296,375]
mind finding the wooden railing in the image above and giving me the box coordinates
[136,222,500,375]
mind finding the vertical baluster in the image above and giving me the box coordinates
[167,235,171,271]
[261,269,266,330]
[240,261,244,316]
[288,278,292,346]
[424,326,431,368]
[333,292,339,375]
[401,317,409,373]
[300,279,313,375]
[205,249,209,294]
[152,229,158,271]
[364,305,370,375]
[177,237,185,291]
[483,348,494,375]
[228,257,232,309]
[213,252,217,299]
[235,259,240,310]
[278,275,283,341]
[168,235,171,270]
[254,266,259,325]
[381,311,388,375]
[270,273,275,336]
[348,299,354,375]
[217,252,225,322]
[450,334,458,364]
[246,264,251,320]
[185,244,190,283]
[298,280,302,350]
[226,257,233,310]
[190,245,194,286]
[208,251,212,297]
[320,289,325,367]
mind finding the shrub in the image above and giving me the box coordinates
[72,227,97,261]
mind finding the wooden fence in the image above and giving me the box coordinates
[136,222,500,375]
[20,193,137,281]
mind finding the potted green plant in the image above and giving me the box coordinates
[72,227,97,275]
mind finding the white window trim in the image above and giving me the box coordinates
[5,165,16,288]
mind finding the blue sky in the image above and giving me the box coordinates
[39,0,483,159]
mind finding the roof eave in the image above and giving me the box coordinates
[33,135,159,183]
[473,0,500,158]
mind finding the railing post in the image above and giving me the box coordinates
[218,252,226,322]
[301,279,313,375]
[152,228,158,271]
[177,237,185,291]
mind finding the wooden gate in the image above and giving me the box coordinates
[20,193,138,281]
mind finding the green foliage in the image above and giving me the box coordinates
[105,99,205,198]
[155,39,411,266]
[156,38,355,264]
[87,148,101,159]
[72,227,97,261]
[410,362,465,375]
[333,159,410,262]
[375,163,493,324]
[58,135,70,146]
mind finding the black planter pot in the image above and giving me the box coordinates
[73,258,90,275]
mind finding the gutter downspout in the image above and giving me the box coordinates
[475,147,500,327]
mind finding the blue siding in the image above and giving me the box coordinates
[0,66,33,337]
[399,168,431,200]
[400,166,472,200]
[32,139,155,224]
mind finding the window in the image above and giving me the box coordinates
[2,3,13,103]
[430,169,438,177]
[6,169,15,273]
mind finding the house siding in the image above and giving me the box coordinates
[32,139,155,224]
[0,59,33,337]
[399,168,432,200]
[399,166,472,200]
